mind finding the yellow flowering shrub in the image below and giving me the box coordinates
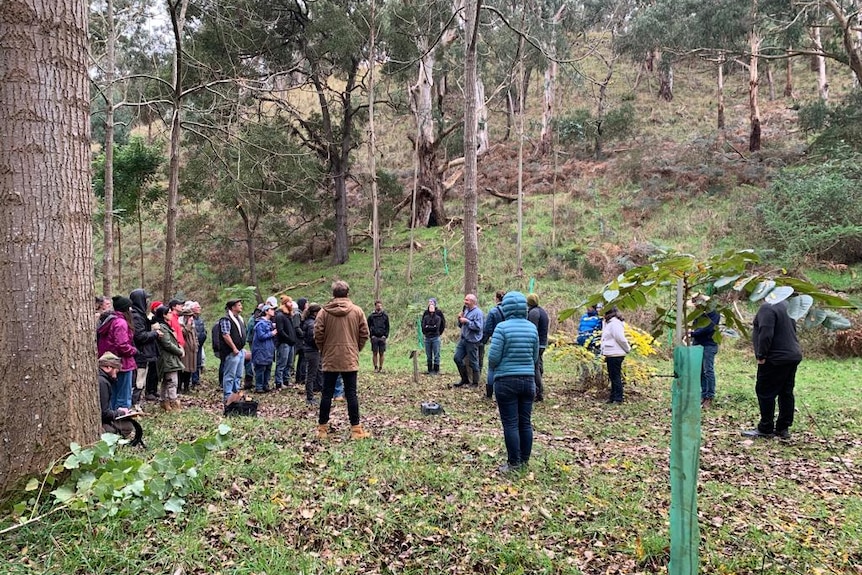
[548,325,659,392]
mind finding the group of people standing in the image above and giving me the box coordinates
[95,291,207,417]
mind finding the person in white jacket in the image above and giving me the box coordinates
[600,306,631,404]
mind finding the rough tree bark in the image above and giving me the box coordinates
[0,0,99,491]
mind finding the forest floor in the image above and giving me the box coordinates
[3,351,861,574]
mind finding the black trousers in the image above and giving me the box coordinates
[755,360,800,433]
[318,371,360,426]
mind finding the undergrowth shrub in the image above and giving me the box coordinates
[5,425,231,529]
[757,155,862,264]
[798,92,862,152]
[549,324,659,394]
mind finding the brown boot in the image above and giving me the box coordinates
[351,424,371,440]
[171,399,182,413]
[317,423,330,439]
[160,400,173,412]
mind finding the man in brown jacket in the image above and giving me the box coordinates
[314,280,371,439]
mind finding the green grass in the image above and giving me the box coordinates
[3,349,861,574]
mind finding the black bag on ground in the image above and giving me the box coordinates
[224,392,258,417]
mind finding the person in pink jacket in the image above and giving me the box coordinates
[600,306,631,404]
[96,296,138,409]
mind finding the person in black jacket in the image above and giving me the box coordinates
[129,289,161,404]
[743,299,803,439]
[526,293,550,402]
[421,298,446,375]
[274,297,298,390]
[367,300,390,373]
[300,303,322,405]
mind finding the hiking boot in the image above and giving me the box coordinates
[497,463,521,474]
[775,429,791,440]
[701,398,713,409]
[741,429,773,438]
[351,424,371,440]
[317,424,330,439]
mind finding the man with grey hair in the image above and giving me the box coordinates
[453,293,484,388]
[314,280,371,440]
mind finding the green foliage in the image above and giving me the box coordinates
[757,156,862,264]
[560,249,854,340]
[9,425,231,525]
[555,104,636,152]
[92,136,165,218]
[549,325,659,392]
[798,92,862,152]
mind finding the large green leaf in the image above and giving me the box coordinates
[764,285,794,305]
[803,308,827,329]
[822,311,852,330]
[785,295,814,320]
[749,280,776,301]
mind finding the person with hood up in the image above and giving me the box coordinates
[314,280,371,440]
[153,305,185,411]
[178,301,199,394]
[487,291,539,473]
[129,289,161,405]
[97,296,139,410]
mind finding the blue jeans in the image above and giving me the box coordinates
[254,363,272,392]
[222,351,244,402]
[424,336,441,366]
[275,343,293,386]
[494,375,535,467]
[335,374,344,398]
[112,370,133,409]
[454,338,479,372]
[699,345,718,400]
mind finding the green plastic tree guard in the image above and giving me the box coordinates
[669,345,703,575]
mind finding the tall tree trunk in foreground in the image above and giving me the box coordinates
[162,0,189,300]
[0,0,99,492]
[462,0,481,296]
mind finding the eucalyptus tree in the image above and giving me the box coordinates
[92,137,165,288]
[182,117,326,302]
[89,0,159,296]
[383,0,461,228]
[1,0,98,492]
[464,0,482,295]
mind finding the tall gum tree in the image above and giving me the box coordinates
[0,0,99,491]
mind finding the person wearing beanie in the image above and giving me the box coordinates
[526,293,550,402]
[421,297,446,375]
[274,296,298,390]
[98,352,135,433]
[96,296,139,410]
[153,305,185,412]
[177,301,199,394]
